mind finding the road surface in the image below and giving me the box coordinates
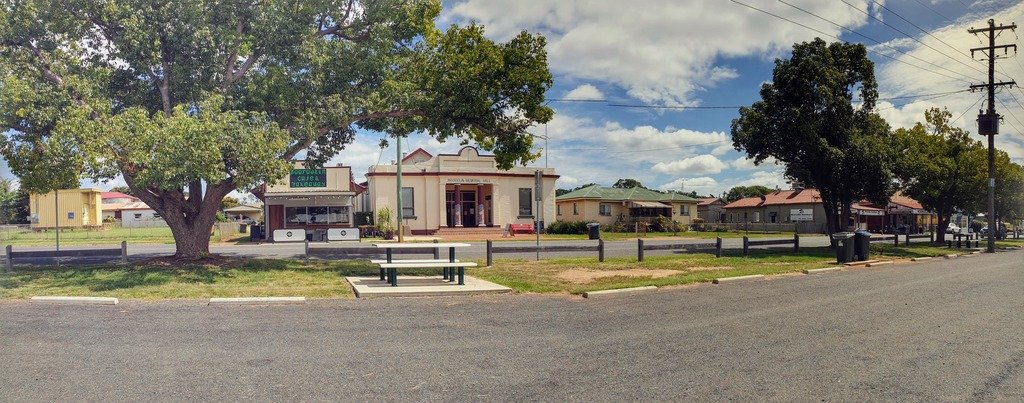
[2,250,1021,400]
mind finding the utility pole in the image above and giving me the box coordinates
[968,19,1017,253]
[396,135,404,242]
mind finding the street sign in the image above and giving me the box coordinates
[534,170,542,201]
[790,208,813,221]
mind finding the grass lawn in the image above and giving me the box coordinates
[0,259,396,299]
[0,226,250,246]
[468,247,839,294]
[538,230,818,242]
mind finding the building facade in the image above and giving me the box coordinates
[555,185,699,226]
[697,197,726,223]
[365,146,558,235]
[722,188,828,232]
[260,162,359,241]
[29,188,103,229]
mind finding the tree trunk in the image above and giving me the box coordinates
[822,199,838,247]
[125,175,235,260]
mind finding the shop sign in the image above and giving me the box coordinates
[856,210,884,216]
[290,169,327,188]
[790,208,814,221]
[446,178,491,184]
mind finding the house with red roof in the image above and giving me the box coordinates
[697,197,727,223]
[722,188,827,232]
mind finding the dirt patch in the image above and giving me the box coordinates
[557,268,682,284]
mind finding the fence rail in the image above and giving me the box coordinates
[5,242,127,272]
[486,239,604,266]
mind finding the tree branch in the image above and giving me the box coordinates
[282,109,424,160]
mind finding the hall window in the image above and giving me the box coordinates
[557,204,562,216]
[518,188,533,216]
[679,205,689,215]
[402,187,415,217]
[599,203,611,216]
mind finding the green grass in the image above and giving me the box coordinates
[0,226,250,246]
[468,247,838,294]
[537,230,818,241]
[0,259,394,299]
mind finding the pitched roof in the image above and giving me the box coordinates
[102,201,152,211]
[723,189,822,209]
[698,197,724,206]
[101,191,135,200]
[889,194,924,210]
[556,185,698,203]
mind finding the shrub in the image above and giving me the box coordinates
[545,220,590,234]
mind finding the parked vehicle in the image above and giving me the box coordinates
[945,224,961,234]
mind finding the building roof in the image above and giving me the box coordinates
[698,197,725,206]
[556,185,699,203]
[223,205,263,213]
[101,191,136,200]
[889,194,924,210]
[102,201,153,211]
[723,189,822,209]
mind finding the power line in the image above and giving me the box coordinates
[870,0,981,70]
[954,94,986,123]
[732,0,974,84]
[778,0,974,84]
[840,0,987,77]
[910,0,956,23]
[548,139,730,154]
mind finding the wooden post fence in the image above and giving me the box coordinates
[638,239,645,262]
[742,236,749,257]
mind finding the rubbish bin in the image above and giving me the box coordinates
[854,230,872,262]
[587,222,601,240]
[831,232,855,264]
[248,225,263,242]
[238,223,248,233]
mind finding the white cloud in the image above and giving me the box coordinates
[563,84,604,101]
[443,0,876,105]
[732,156,778,170]
[557,175,580,186]
[651,154,727,175]
[658,176,717,192]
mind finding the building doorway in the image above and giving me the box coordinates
[461,191,477,227]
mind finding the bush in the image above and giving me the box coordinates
[545,220,590,234]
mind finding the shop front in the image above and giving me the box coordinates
[260,163,360,241]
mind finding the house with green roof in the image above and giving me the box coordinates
[555,185,699,226]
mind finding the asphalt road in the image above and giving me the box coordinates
[3,235,843,265]
[2,251,1022,401]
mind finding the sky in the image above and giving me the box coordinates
[6,0,1024,199]
[328,0,1024,198]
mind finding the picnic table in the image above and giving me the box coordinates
[372,242,474,286]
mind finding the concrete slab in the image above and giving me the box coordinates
[30,296,119,305]
[208,297,306,305]
[346,275,512,298]
[583,286,657,298]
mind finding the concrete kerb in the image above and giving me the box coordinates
[802,267,841,274]
[583,286,658,298]
[208,297,306,305]
[30,296,119,305]
[944,254,959,259]
[910,257,933,262]
[865,261,893,267]
[713,274,765,284]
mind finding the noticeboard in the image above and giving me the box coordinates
[790,208,813,221]
[289,169,327,188]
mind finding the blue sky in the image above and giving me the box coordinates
[7,0,1024,198]
[330,0,1024,197]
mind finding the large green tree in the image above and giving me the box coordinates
[731,38,894,234]
[724,185,774,202]
[0,0,553,259]
[892,108,986,242]
[612,179,644,189]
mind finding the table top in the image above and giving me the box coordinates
[372,242,471,248]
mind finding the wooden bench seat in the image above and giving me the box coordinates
[375,261,478,286]
[509,224,535,235]
[369,259,461,264]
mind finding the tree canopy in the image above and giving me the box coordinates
[0,0,553,258]
[892,108,985,241]
[724,185,774,202]
[732,38,894,234]
[612,179,644,189]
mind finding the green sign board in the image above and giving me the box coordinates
[289,169,327,188]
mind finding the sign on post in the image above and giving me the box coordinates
[534,170,543,201]
[790,208,813,221]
